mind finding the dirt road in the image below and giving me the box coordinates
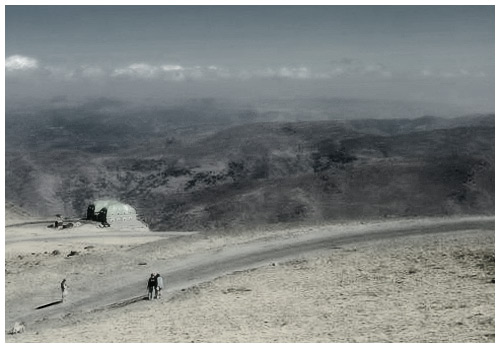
[5,216,494,333]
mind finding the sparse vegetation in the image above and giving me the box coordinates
[5,103,494,232]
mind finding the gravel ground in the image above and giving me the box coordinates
[5,219,494,343]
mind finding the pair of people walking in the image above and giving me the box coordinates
[147,273,164,300]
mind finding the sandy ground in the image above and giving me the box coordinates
[4,216,495,343]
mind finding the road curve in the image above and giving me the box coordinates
[8,216,494,330]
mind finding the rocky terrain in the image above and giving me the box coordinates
[5,97,494,231]
[5,97,495,343]
[5,214,495,343]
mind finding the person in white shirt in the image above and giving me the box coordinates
[61,279,68,302]
[155,274,164,299]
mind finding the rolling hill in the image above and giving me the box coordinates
[5,100,494,231]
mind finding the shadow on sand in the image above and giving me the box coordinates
[35,300,63,310]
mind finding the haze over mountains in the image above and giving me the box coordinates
[5,6,494,230]
[5,97,494,231]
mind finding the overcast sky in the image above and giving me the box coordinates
[5,5,495,112]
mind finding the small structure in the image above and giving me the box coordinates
[86,199,144,228]
[54,214,63,228]
[47,214,77,229]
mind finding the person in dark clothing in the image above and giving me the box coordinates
[147,273,156,300]
[87,204,95,221]
[97,208,110,227]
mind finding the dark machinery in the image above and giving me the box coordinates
[87,204,110,227]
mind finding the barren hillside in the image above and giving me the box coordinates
[5,101,494,231]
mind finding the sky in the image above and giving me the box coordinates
[5,5,495,112]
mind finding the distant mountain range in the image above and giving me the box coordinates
[6,97,494,231]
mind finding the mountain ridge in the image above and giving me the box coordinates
[5,113,494,231]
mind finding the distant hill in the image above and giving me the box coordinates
[5,202,33,223]
[5,108,494,231]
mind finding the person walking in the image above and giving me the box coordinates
[147,273,156,300]
[61,279,68,302]
[155,273,164,299]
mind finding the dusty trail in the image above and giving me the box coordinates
[6,216,494,332]
[6,228,196,245]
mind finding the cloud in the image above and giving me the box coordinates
[161,65,188,81]
[5,56,110,81]
[111,63,203,81]
[250,66,320,80]
[329,58,392,78]
[108,62,336,82]
[203,65,232,79]
[112,63,159,79]
[418,68,486,79]
[276,67,311,79]
[6,57,400,83]
[5,55,39,72]
[111,63,236,81]
[161,65,184,72]
[44,66,77,80]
